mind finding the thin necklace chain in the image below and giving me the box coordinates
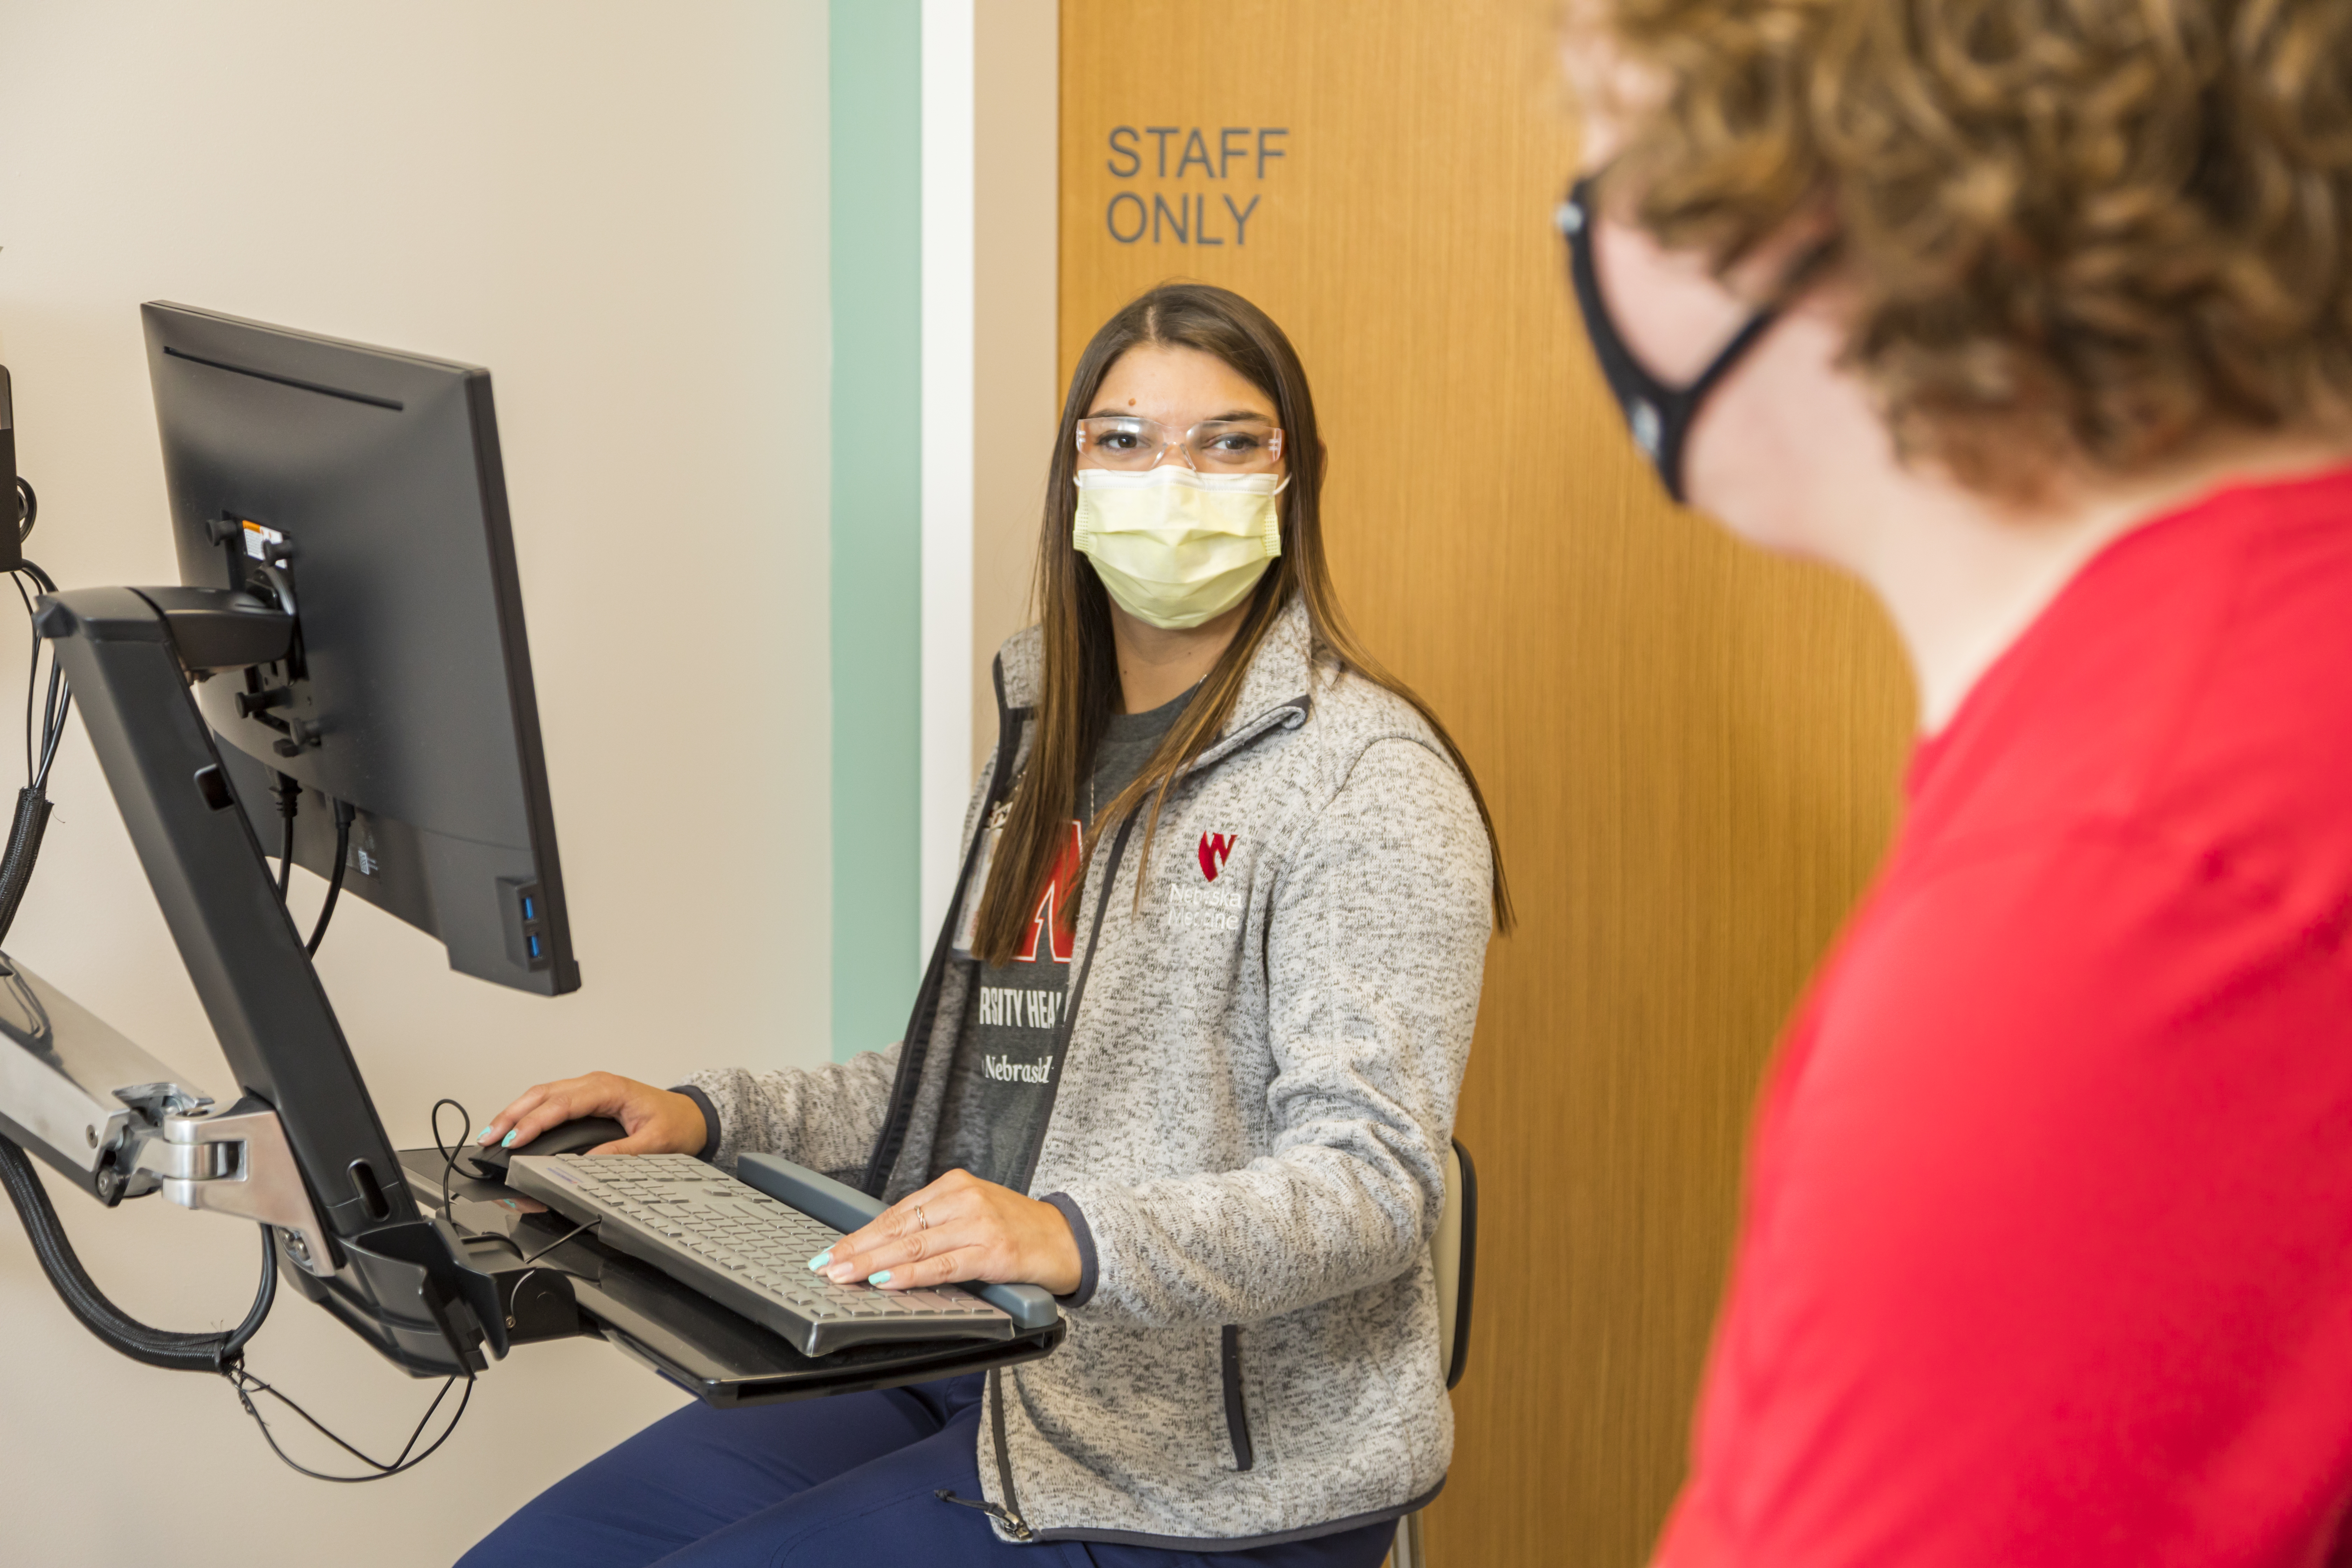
[1088,676,1205,827]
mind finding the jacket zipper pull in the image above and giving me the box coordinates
[934,1489,1033,1541]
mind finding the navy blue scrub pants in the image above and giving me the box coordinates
[456,1374,1401,1568]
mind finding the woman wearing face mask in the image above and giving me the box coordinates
[1562,0,2352,1562]
[457,282,1506,1568]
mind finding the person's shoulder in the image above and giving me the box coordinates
[1295,659,1449,764]
[994,624,1045,710]
[1919,479,2352,865]
[1278,661,1487,844]
[1917,473,2352,912]
[2134,481,2352,920]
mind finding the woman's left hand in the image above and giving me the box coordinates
[812,1168,1081,1297]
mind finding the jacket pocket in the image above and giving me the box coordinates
[1220,1324,1255,1472]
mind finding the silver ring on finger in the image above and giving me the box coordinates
[915,1204,928,1231]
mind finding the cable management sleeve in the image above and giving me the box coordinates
[0,784,52,945]
[0,1133,275,1372]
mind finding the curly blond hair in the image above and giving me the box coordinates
[1600,0,2352,491]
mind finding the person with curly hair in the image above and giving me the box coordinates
[1559,0,2352,1561]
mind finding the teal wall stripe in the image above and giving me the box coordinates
[830,0,922,1062]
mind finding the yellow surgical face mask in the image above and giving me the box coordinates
[1071,468,1287,630]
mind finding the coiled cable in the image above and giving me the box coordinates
[0,1132,274,1371]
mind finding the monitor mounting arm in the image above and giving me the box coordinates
[0,957,340,1275]
[1,584,505,1377]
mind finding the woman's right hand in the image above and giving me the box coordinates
[478,1072,707,1157]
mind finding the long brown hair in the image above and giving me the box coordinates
[973,282,1512,963]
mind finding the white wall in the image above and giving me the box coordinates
[919,0,977,956]
[0,5,832,1562]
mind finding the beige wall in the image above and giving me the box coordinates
[971,0,1060,766]
[0,6,833,1563]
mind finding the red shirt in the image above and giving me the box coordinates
[1658,468,2352,1566]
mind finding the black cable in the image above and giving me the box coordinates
[11,561,65,789]
[513,1214,601,1269]
[272,771,300,902]
[34,689,66,790]
[0,1133,277,1371]
[303,798,354,957]
[221,1097,481,1484]
[15,477,35,542]
[222,1364,473,1483]
[13,573,37,785]
[431,1098,471,1214]
[32,660,67,792]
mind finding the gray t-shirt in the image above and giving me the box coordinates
[927,685,1196,1187]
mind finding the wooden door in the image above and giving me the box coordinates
[1057,2,1913,1560]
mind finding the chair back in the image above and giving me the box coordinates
[1395,1140,1480,1568]
[1433,1138,1477,1390]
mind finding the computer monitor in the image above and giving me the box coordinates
[143,303,579,995]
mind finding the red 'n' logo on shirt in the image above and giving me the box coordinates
[1014,820,1084,965]
[1198,831,1236,882]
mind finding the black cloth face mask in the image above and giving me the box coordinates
[1556,175,1785,505]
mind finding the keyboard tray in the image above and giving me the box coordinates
[398,1148,1063,1407]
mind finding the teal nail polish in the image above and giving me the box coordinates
[475,1126,496,1143]
[867,1271,892,1286]
[500,1130,518,1148]
[806,1250,832,1270]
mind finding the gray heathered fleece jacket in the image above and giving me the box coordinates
[685,595,1492,1548]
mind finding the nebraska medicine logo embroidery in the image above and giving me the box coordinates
[1197,830,1236,882]
[1172,829,1244,934]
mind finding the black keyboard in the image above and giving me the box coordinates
[507,1153,1015,1357]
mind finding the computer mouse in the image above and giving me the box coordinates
[465,1115,628,1183]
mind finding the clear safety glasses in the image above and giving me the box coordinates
[1074,416,1285,474]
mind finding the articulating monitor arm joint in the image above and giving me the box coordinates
[0,964,338,1275]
